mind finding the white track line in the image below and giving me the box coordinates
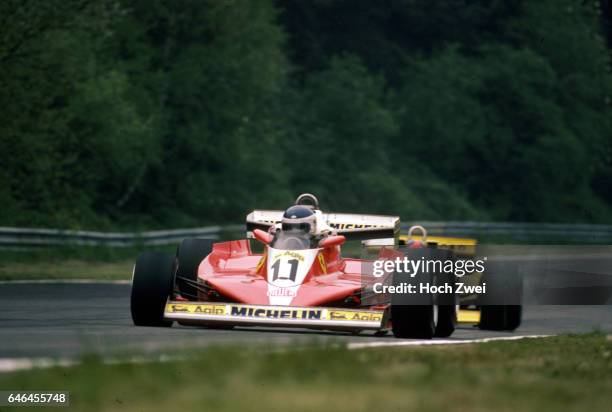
[0,353,184,373]
[0,357,76,372]
[347,334,552,349]
[0,279,130,285]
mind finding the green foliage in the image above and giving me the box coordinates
[394,45,592,220]
[286,56,398,207]
[0,0,611,228]
[106,0,292,224]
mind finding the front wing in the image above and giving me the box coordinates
[164,301,386,330]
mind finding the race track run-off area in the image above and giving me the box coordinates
[0,282,611,366]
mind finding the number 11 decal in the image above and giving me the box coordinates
[271,258,299,281]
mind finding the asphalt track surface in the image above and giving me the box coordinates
[0,282,611,359]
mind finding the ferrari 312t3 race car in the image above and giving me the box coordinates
[131,194,522,339]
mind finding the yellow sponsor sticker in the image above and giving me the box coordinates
[166,302,383,323]
[327,310,383,322]
[272,250,305,262]
[317,253,327,274]
[165,303,226,315]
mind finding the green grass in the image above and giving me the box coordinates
[0,334,610,411]
[0,246,177,281]
[0,259,133,281]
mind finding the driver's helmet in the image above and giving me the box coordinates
[281,205,316,234]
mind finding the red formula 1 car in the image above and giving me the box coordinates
[130,194,460,338]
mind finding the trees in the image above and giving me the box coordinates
[0,0,151,227]
[108,0,292,224]
[0,0,611,227]
[0,0,292,227]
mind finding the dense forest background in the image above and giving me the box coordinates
[1,0,611,229]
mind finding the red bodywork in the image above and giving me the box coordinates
[190,239,397,309]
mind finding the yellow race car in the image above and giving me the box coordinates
[400,226,521,331]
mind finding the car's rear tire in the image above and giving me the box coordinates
[479,305,522,331]
[131,252,175,327]
[176,238,214,300]
[478,259,523,331]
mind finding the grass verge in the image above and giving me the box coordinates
[0,246,177,281]
[0,259,133,281]
[0,334,610,411]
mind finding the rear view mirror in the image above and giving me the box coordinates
[253,229,273,245]
[318,235,345,248]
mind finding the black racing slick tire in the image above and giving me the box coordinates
[479,305,522,331]
[434,256,457,338]
[176,238,214,300]
[131,252,176,327]
[391,305,436,339]
[478,259,523,331]
[390,248,448,339]
[434,305,457,338]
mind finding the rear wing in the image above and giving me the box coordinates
[246,210,400,241]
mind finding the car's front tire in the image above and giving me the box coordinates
[390,249,446,339]
[391,305,437,339]
[434,261,457,338]
[434,305,457,337]
[130,252,175,327]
